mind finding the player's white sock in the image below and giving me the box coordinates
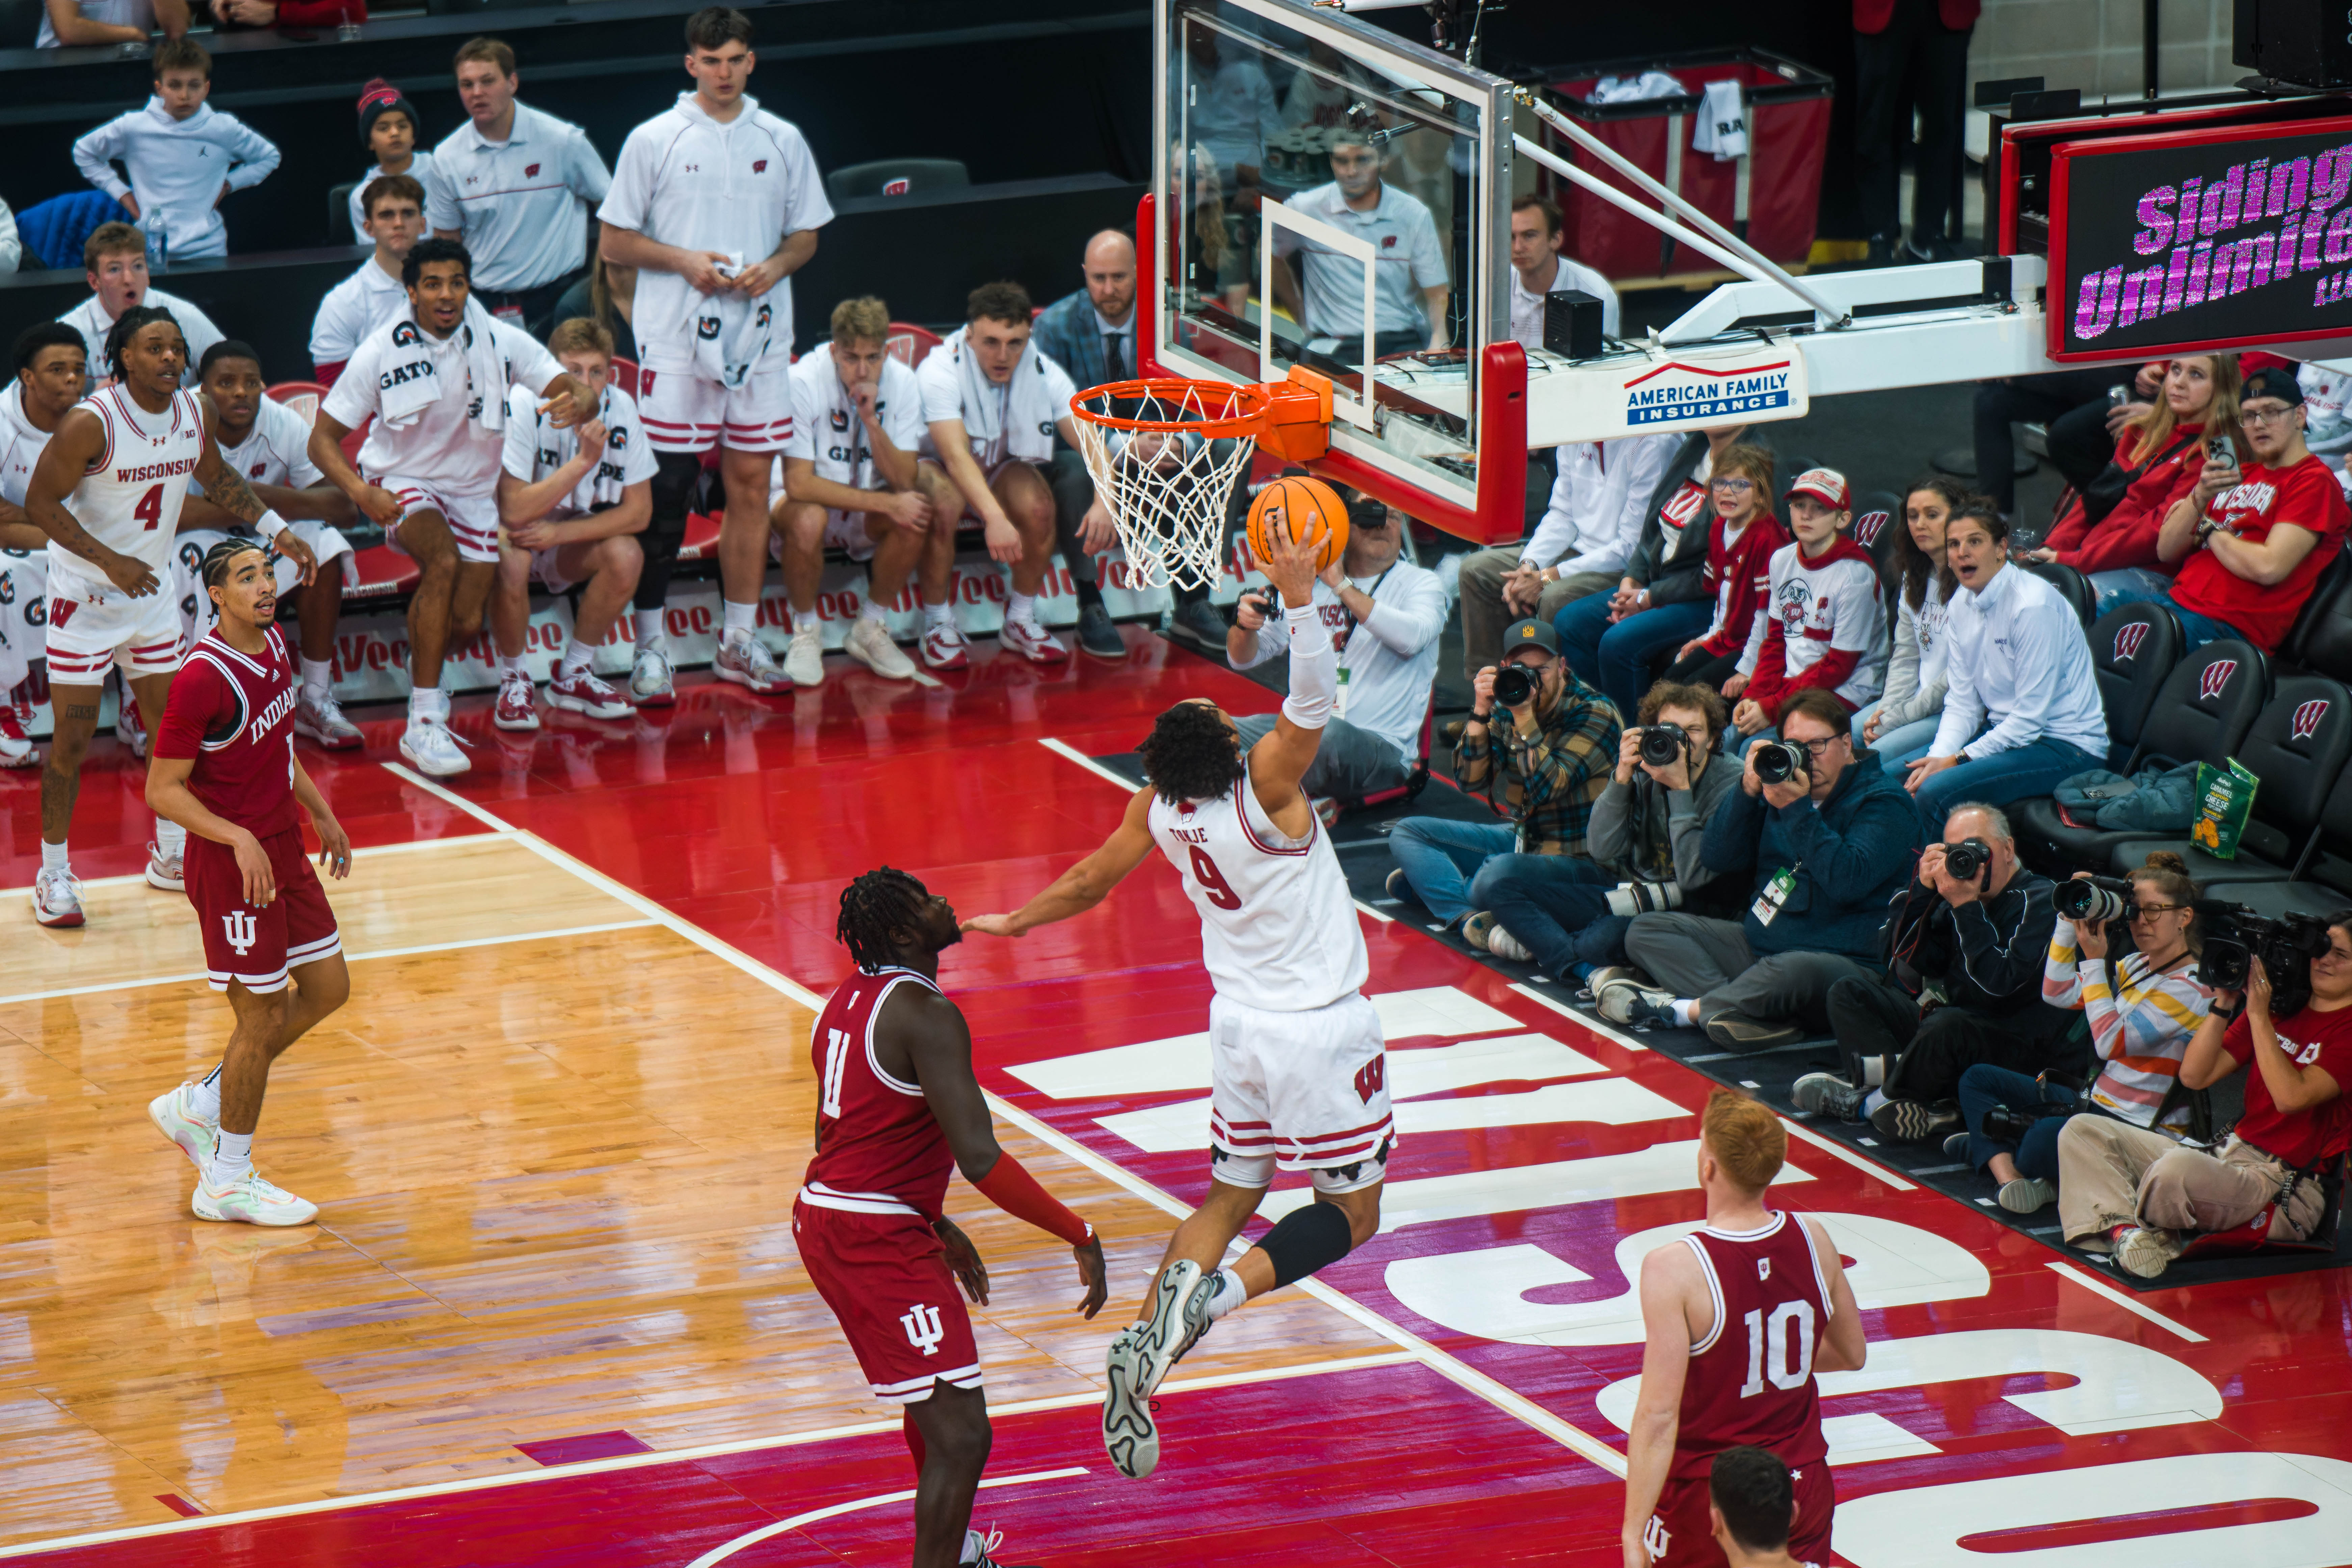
[41,839,68,874]
[498,653,528,678]
[1201,1267,1247,1323]
[1861,1089,1888,1117]
[154,817,187,857]
[722,600,757,641]
[558,639,593,679]
[1006,591,1039,629]
[858,597,890,626]
[791,607,819,636]
[300,657,333,700]
[190,1063,222,1121]
[923,602,955,631]
[212,1129,253,1184]
[634,615,666,655]
[408,686,441,725]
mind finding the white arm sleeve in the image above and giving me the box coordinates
[1280,603,1338,730]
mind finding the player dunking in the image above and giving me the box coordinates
[798,868,1108,1568]
[22,305,317,928]
[145,540,353,1226]
[1621,1093,1865,1568]
[960,522,1386,1481]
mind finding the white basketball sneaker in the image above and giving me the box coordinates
[782,625,825,688]
[192,1170,319,1226]
[115,688,149,759]
[145,840,184,891]
[630,645,676,706]
[492,669,541,731]
[1103,1258,1218,1479]
[294,689,364,749]
[846,617,917,680]
[714,630,790,694]
[31,867,83,928]
[921,620,970,671]
[546,668,632,720]
[148,1082,217,1174]
[399,719,471,777]
[999,617,1068,664]
[0,702,37,769]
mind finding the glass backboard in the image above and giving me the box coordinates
[1152,0,1513,524]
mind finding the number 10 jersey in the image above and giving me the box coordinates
[1147,761,1368,1014]
[1669,1211,1834,1480]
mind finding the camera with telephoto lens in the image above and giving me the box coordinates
[1637,726,1688,768]
[1943,837,1994,883]
[2055,875,2137,925]
[1491,663,1538,710]
[1606,881,1684,918]
[2196,901,2331,1015]
[1752,739,1808,784]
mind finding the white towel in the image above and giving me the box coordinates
[951,333,1057,467]
[1695,79,1749,161]
[1586,70,1686,105]
[688,257,772,391]
[378,296,510,435]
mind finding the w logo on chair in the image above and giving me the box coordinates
[2112,622,2149,661]
[2199,659,2239,701]
[1851,509,1890,547]
[2293,699,2332,740]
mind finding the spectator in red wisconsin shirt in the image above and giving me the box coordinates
[1659,442,1787,696]
[2093,365,2352,652]
[2028,353,2242,600]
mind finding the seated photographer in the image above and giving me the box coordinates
[1853,477,1963,762]
[1728,469,1885,747]
[1795,803,2068,1143]
[1944,854,2211,1214]
[2096,365,2352,653]
[2059,913,2352,1278]
[1468,681,1742,977]
[1226,497,1447,801]
[1901,502,2106,819]
[1388,618,1620,935]
[1599,687,1924,1050]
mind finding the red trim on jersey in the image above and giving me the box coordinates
[86,396,116,476]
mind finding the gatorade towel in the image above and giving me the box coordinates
[2190,759,2260,859]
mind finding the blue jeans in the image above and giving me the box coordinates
[1852,699,1944,763]
[1390,818,1516,925]
[1555,594,1712,718]
[2091,585,2251,651]
[1956,1063,2077,1181]
[1914,735,2105,821]
[1468,853,1617,975]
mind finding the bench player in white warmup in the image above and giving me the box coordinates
[22,305,316,928]
[961,519,1389,1480]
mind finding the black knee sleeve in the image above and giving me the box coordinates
[1257,1199,1356,1288]
[637,450,703,613]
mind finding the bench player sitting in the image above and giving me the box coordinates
[488,317,652,729]
[0,324,89,769]
[769,295,926,686]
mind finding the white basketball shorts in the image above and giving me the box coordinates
[45,573,184,685]
[1207,989,1393,1195]
[375,478,501,565]
[638,365,793,456]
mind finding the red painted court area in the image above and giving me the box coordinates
[8,632,2352,1567]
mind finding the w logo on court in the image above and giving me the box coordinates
[901,1303,945,1356]
[1354,1055,1385,1104]
[222,910,257,956]
[2112,622,2149,661]
[2293,699,2331,740]
[2199,660,2239,701]
[1851,510,1889,546]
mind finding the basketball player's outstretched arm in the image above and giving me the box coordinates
[193,411,317,585]
[25,411,176,595]
[957,786,1159,937]
[1243,518,1333,839]
[1799,1213,1866,1373]
[1621,1243,1701,1568]
[883,989,1109,1319]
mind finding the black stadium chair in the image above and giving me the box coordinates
[2021,558,2096,627]
[328,181,359,243]
[2200,878,2352,918]
[2016,638,2270,872]
[2283,543,2352,680]
[2108,674,2352,881]
[825,158,972,205]
[1846,489,1904,631]
[1773,455,1820,531]
[2084,600,2183,769]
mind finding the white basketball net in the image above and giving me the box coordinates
[1071,383,1260,592]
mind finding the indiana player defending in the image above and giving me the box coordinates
[960,520,1386,1480]
[1622,1092,1865,1568]
[799,868,1108,1568]
[23,306,317,928]
[146,540,353,1226]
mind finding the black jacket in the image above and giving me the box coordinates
[1883,867,2069,1030]
[1622,426,1774,607]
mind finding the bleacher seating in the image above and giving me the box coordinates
[2021,558,2095,627]
[2107,673,2352,880]
[2084,601,2184,769]
[2280,543,2352,673]
[827,158,971,205]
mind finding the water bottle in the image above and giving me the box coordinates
[144,217,167,274]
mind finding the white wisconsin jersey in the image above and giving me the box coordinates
[1147,765,1369,1012]
[785,352,924,490]
[49,384,206,596]
[191,396,321,500]
[0,383,53,507]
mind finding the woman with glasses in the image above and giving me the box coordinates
[1949,852,2212,1214]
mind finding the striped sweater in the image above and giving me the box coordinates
[2043,915,2212,1128]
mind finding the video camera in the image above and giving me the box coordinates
[2196,901,2332,1016]
[2055,875,2136,925]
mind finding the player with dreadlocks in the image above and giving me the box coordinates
[961,511,1389,1483]
[794,866,1108,1568]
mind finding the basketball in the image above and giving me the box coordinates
[1245,475,1350,572]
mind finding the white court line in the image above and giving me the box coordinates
[686,1467,1085,1568]
[1778,1117,1917,1193]
[2045,1261,2209,1343]
[379,761,520,832]
[1,830,503,902]
[1511,982,1647,1053]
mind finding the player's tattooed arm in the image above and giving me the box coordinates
[195,437,318,584]
[22,408,157,596]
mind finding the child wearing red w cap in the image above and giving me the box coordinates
[347,80,435,243]
[1732,468,1888,741]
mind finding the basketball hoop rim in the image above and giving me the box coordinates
[1068,378,1272,440]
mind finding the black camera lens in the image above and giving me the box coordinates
[1639,727,1685,767]
[1492,664,1537,709]
[1944,837,1992,882]
[1753,740,1805,784]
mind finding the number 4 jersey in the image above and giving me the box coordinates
[1146,761,1369,1014]
[1670,1211,1834,1480]
[46,384,206,601]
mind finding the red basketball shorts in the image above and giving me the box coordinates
[792,1197,982,1405]
[185,827,342,993]
[1643,1458,1833,1568]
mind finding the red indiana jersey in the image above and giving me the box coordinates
[153,625,300,838]
[799,966,955,1224]
[1668,1211,1834,1481]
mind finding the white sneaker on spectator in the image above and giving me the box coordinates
[145,840,183,891]
[922,621,971,670]
[714,631,790,694]
[546,668,632,719]
[846,618,917,680]
[1485,925,1533,962]
[115,687,149,759]
[148,1082,217,1175]
[399,720,470,777]
[783,626,825,688]
[630,646,676,707]
[192,1170,318,1227]
[294,690,364,749]
[31,867,83,928]
[0,702,38,769]
[492,671,540,731]
[999,618,1068,664]
[2114,1225,2180,1279]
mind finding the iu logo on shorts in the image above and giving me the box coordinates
[2112,621,2149,661]
[222,910,257,956]
[1354,1055,1385,1104]
[2292,699,2331,740]
[2199,659,2239,701]
[1642,1514,1670,1562]
[901,1302,945,1356]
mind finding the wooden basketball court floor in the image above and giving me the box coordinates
[4,627,2352,1567]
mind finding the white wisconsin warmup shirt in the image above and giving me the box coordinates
[1509,253,1621,349]
[57,286,223,385]
[1930,561,2109,762]
[598,93,833,374]
[72,100,280,262]
[0,382,54,506]
[309,257,410,375]
[786,352,924,490]
[1273,179,1449,340]
[914,326,1074,468]
[192,396,323,495]
[426,102,611,293]
[1227,559,1447,766]
[321,316,563,496]
[499,381,657,517]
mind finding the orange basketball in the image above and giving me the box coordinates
[1245,475,1350,573]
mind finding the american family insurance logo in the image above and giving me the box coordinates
[1623,359,1794,426]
